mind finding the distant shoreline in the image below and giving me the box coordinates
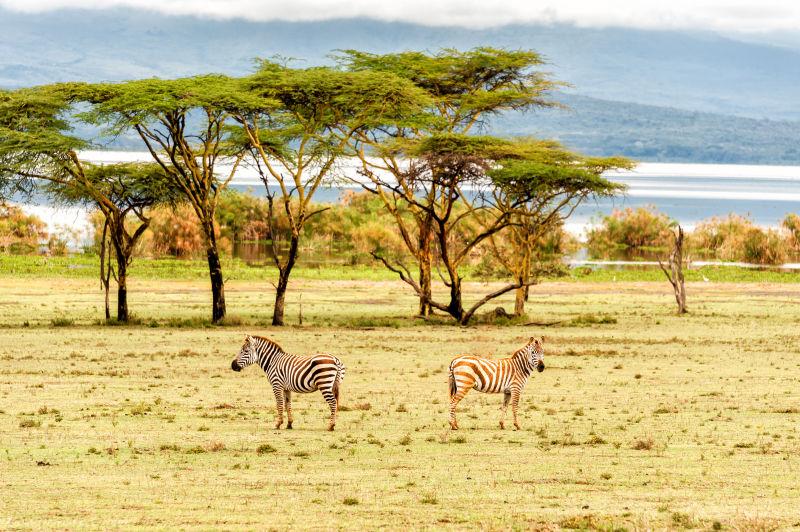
[13,152,800,245]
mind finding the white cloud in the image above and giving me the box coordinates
[1,0,799,33]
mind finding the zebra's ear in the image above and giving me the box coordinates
[540,336,545,344]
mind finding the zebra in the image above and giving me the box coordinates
[448,337,545,430]
[230,335,346,431]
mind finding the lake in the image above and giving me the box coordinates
[14,152,800,250]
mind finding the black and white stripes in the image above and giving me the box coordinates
[231,335,346,431]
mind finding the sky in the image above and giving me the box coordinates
[0,0,799,33]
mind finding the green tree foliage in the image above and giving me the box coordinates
[229,62,428,325]
[487,143,630,316]
[0,86,87,197]
[338,47,564,318]
[375,133,629,324]
[77,75,260,322]
[48,162,176,321]
[0,86,183,321]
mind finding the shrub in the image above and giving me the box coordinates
[256,444,276,455]
[146,205,231,258]
[782,213,800,253]
[586,206,675,253]
[690,213,751,253]
[46,234,68,256]
[420,493,438,504]
[0,204,48,254]
[690,214,788,264]
[741,227,787,265]
[216,189,271,243]
[474,221,577,279]
[207,441,226,452]
[147,205,206,258]
[306,191,410,265]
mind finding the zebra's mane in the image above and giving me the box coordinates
[512,340,535,359]
[252,335,286,354]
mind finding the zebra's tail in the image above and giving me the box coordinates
[333,356,345,402]
[448,362,456,399]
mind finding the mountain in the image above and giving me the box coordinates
[1,8,799,163]
[500,94,800,164]
[3,9,800,119]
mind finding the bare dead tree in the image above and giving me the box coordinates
[658,225,688,314]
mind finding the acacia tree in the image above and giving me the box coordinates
[487,147,632,316]
[231,62,428,325]
[49,163,175,321]
[0,87,175,321]
[79,76,258,322]
[339,48,559,316]
[366,134,602,324]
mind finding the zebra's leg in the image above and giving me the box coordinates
[321,386,338,431]
[449,384,471,430]
[272,384,285,430]
[511,387,522,430]
[284,390,293,429]
[500,390,511,430]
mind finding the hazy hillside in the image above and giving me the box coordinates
[501,94,800,164]
[2,9,800,120]
[2,8,799,164]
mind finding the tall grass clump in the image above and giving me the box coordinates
[0,204,49,255]
[783,213,800,254]
[587,206,675,255]
[690,214,788,265]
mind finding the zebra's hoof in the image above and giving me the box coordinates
[499,422,505,430]
[327,425,335,432]
[274,423,282,429]
[449,422,458,430]
[514,424,521,431]
[286,422,293,429]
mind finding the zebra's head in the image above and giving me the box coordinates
[527,336,545,373]
[231,335,257,372]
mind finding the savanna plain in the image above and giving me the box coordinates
[2,266,800,530]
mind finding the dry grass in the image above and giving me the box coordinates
[2,278,800,529]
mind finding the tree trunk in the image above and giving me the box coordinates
[109,220,130,323]
[104,284,111,321]
[418,242,432,317]
[513,238,532,317]
[207,248,226,323]
[514,282,526,316]
[659,225,688,315]
[272,270,289,326]
[99,220,111,321]
[448,275,465,324]
[200,218,226,323]
[416,215,434,316]
[670,228,688,314]
[272,232,300,326]
[116,253,129,322]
